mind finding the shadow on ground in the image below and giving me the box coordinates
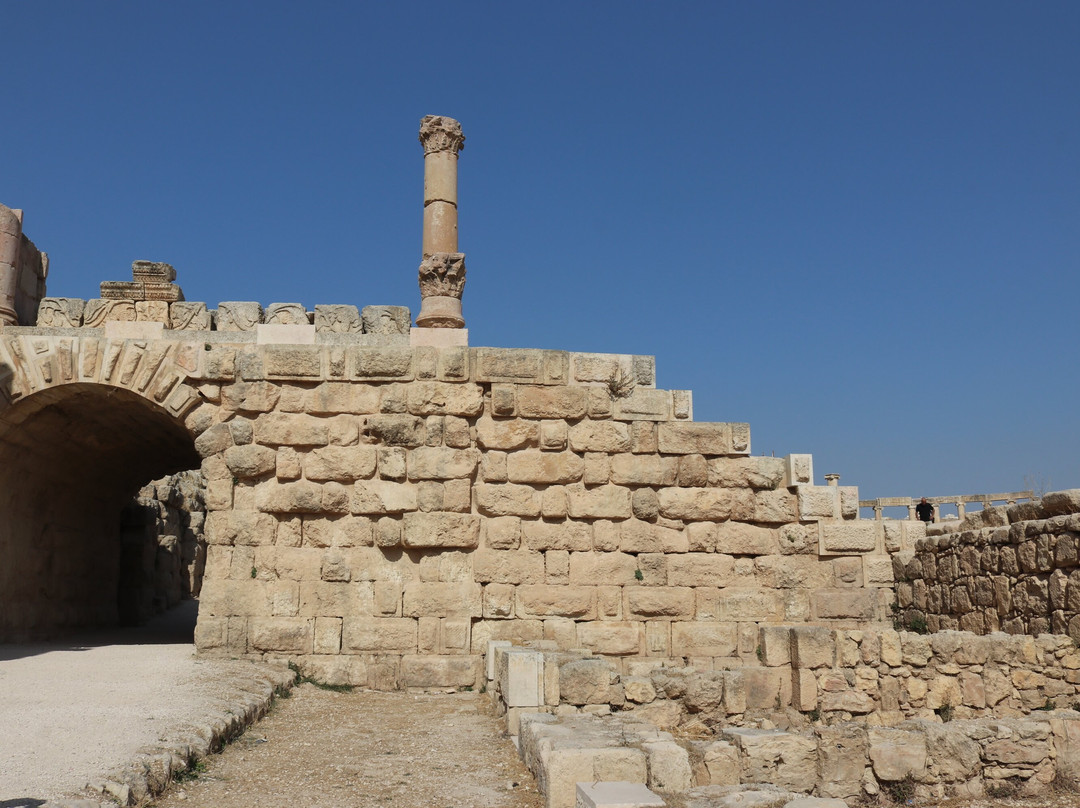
[0,599,198,662]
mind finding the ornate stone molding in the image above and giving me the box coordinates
[419,115,465,156]
[416,252,466,328]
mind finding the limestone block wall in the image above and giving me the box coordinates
[895,490,1080,638]
[184,342,912,689]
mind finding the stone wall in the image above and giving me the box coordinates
[516,708,1080,808]
[178,343,916,688]
[118,471,206,624]
[895,490,1080,638]
[490,627,1080,737]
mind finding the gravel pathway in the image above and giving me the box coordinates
[0,603,287,805]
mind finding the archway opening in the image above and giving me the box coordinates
[0,383,202,641]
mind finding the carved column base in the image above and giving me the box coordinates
[415,294,464,329]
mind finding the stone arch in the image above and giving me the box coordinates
[0,333,208,640]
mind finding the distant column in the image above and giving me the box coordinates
[416,115,467,329]
[0,204,23,327]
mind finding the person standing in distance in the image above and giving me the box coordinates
[915,497,934,523]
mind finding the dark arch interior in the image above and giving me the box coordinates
[0,383,201,641]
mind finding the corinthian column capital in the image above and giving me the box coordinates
[419,115,465,156]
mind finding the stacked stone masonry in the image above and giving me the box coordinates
[517,708,1080,808]
[0,323,923,676]
[895,490,1080,639]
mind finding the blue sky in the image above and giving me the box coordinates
[4,2,1078,503]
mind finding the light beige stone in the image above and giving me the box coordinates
[401,511,480,549]
[567,485,633,520]
[406,446,478,480]
[505,450,583,484]
[568,421,631,453]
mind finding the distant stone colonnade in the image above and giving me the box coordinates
[859,491,1036,522]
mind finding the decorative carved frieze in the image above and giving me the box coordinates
[362,305,412,335]
[170,302,212,331]
[216,302,263,332]
[83,299,136,327]
[36,298,85,328]
[314,305,362,334]
[264,303,309,325]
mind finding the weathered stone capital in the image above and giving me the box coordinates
[416,252,466,329]
[418,252,466,299]
[419,115,465,156]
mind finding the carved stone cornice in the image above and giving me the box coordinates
[419,116,465,156]
[418,252,466,299]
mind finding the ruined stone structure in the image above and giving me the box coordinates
[3,116,1079,807]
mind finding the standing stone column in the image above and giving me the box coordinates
[416,115,466,329]
[0,204,22,327]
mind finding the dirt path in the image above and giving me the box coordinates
[151,685,543,808]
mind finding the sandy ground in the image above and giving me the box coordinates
[0,602,281,805]
[150,686,544,808]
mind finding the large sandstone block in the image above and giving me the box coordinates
[506,450,584,484]
[406,381,484,416]
[401,511,480,549]
[522,521,593,551]
[515,385,587,419]
[474,348,568,385]
[407,446,478,480]
[715,522,778,555]
[249,617,313,654]
[341,617,418,652]
[576,622,643,655]
[350,480,418,514]
[475,415,538,450]
[475,483,542,517]
[253,413,329,446]
[717,588,784,621]
[560,658,616,705]
[671,622,737,657]
[205,510,277,545]
[224,444,277,479]
[790,626,835,668]
[819,522,877,554]
[568,552,638,585]
[627,587,695,618]
[516,585,596,619]
[658,422,749,456]
[302,446,377,482]
[544,746,647,808]
[472,549,545,584]
[568,421,632,453]
[618,520,685,553]
[868,728,927,780]
[362,414,426,447]
[657,487,752,521]
[402,581,482,617]
[708,456,786,489]
[667,553,735,587]
[567,485,633,520]
[723,728,817,792]
[612,389,674,422]
[609,454,678,486]
[496,646,544,707]
[812,589,876,620]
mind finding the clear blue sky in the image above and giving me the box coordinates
[5,2,1078,503]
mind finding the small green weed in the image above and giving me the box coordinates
[289,661,354,692]
[755,644,765,662]
[807,707,821,723]
[1035,697,1056,711]
[935,703,954,723]
[634,568,644,581]
[986,779,1019,799]
[174,759,207,783]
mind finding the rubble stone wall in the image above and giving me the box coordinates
[895,490,1080,639]
[118,471,207,624]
